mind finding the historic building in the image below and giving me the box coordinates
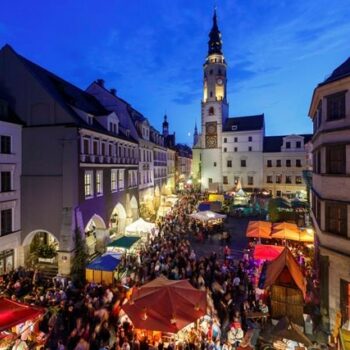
[163,115,176,194]
[263,134,312,198]
[175,144,192,191]
[309,56,350,329]
[193,11,311,196]
[0,97,22,274]
[0,45,139,275]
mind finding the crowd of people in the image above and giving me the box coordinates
[0,194,319,349]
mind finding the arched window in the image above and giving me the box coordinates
[210,91,213,97]
[208,107,215,115]
[218,69,222,75]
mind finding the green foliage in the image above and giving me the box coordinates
[37,244,57,258]
[71,228,88,288]
[268,200,280,223]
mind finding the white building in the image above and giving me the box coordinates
[0,98,22,274]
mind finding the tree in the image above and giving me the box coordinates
[71,228,88,288]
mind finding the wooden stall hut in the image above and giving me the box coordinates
[260,248,306,325]
[86,254,120,285]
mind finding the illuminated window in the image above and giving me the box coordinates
[111,169,118,192]
[84,171,93,198]
[96,170,103,196]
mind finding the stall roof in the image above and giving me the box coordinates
[0,298,43,331]
[108,236,140,249]
[254,245,285,261]
[261,248,306,298]
[86,254,121,272]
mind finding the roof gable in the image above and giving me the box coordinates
[321,56,350,86]
[223,114,264,132]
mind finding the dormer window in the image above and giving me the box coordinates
[231,125,237,131]
[87,115,93,125]
[125,129,130,137]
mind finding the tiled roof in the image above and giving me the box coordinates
[263,134,312,153]
[223,114,264,132]
[320,56,350,86]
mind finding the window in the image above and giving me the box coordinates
[247,176,254,185]
[275,174,282,184]
[101,143,106,156]
[295,176,302,184]
[276,160,281,167]
[209,69,213,75]
[210,91,213,97]
[234,137,238,142]
[234,147,238,152]
[296,141,301,148]
[276,190,282,197]
[1,172,11,192]
[93,140,99,155]
[223,138,227,143]
[223,176,228,185]
[340,279,350,323]
[111,169,118,192]
[325,202,347,236]
[96,170,103,196]
[227,160,232,168]
[327,92,346,121]
[248,146,252,152]
[118,170,125,190]
[223,147,227,153]
[285,176,292,184]
[286,142,291,149]
[84,171,93,198]
[1,209,12,235]
[83,138,90,154]
[208,107,215,115]
[267,160,272,167]
[241,159,246,167]
[313,150,322,174]
[286,159,291,167]
[213,162,217,167]
[326,145,346,174]
[208,178,213,184]
[267,176,273,184]
[0,136,11,154]
[248,136,252,142]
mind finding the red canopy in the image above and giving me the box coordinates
[122,276,207,333]
[254,245,285,261]
[0,298,43,331]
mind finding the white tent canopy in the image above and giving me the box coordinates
[189,210,226,222]
[125,218,156,236]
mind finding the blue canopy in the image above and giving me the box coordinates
[86,254,121,272]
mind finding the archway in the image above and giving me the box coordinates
[130,196,139,221]
[23,230,59,269]
[110,203,127,236]
[85,214,106,256]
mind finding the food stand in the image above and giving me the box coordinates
[107,236,141,254]
[85,254,121,285]
[253,245,285,261]
[246,221,272,240]
[0,298,44,349]
[189,211,226,225]
[125,218,155,238]
[259,249,306,325]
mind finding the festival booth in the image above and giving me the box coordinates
[271,222,314,243]
[85,254,121,285]
[189,210,226,225]
[259,249,306,326]
[253,245,285,261]
[125,218,155,238]
[208,194,224,203]
[107,236,141,254]
[198,201,222,212]
[122,276,207,345]
[246,221,272,240]
[0,298,44,348]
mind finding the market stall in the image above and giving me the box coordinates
[253,245,285,261]
[125,218,155,237]
[85,254,121,285]
[189,210,226,224]
[0,298,44,348]
[271,222,300,241]
[246,221,272,239]
[197,201,222,212]
[259,249,306,325]
[107,236,141,254]
[122,275,207,334]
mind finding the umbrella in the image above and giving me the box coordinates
[253,245,285,261]
[122,276,207,333]
[270,316,312,346]
[271,222,300,241]
[246,221,272,239]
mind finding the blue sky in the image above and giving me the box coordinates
[1,0,350,144]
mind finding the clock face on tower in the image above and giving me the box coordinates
[216,78,223,85]
[206,121,217,135]
[206,122,217,148]
[206,135,217,148]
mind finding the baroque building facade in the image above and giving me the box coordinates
[192,11,311,198]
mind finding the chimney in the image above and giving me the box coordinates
[110,88,117,96]
[96,79,105,87]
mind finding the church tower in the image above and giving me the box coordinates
[193,122,199,147]
[200,9,229,192]
[162,114,169,137]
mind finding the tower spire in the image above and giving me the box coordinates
[193,122,199,146]
[208,8,223,55]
